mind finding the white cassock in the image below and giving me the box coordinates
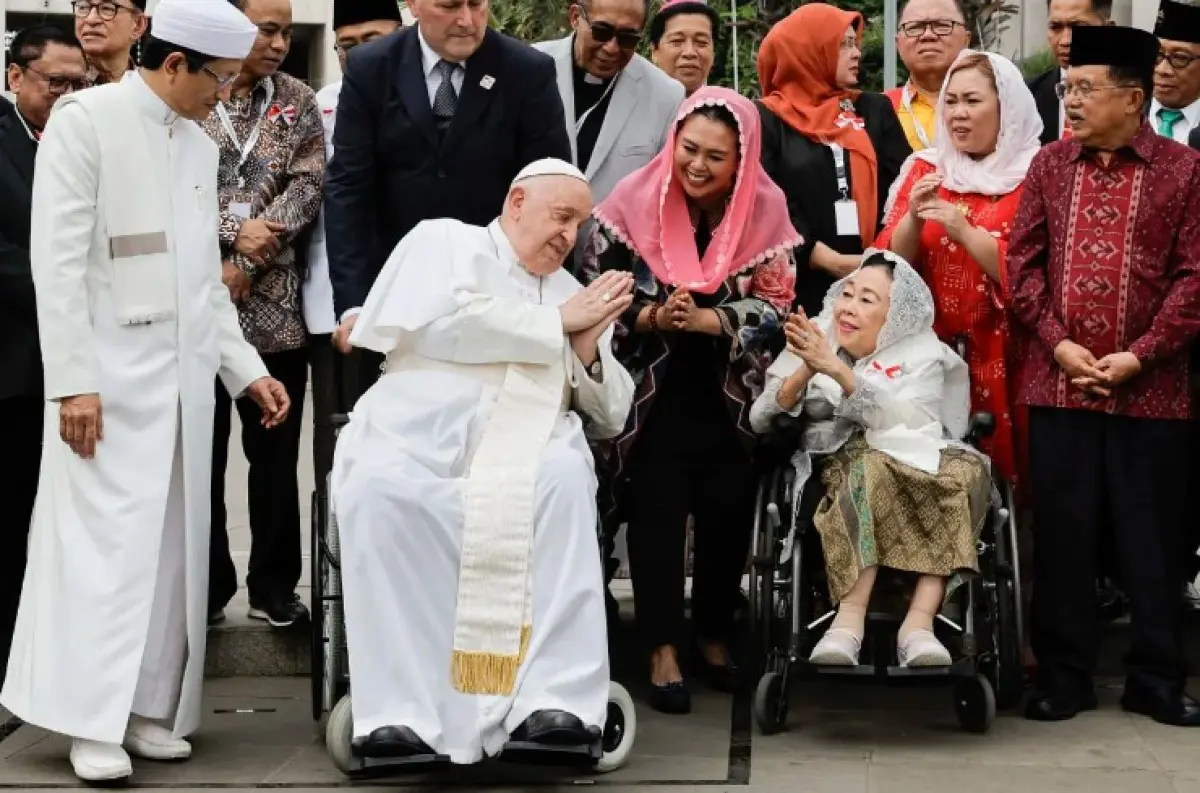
[0,72,268,743]
[331,217,634,764]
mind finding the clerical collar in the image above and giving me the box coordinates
[572,57,613,86]
[124,70,182,126]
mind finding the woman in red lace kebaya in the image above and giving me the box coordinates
[876,50,1043,491]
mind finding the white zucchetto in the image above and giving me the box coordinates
[150,0,260,61]
[510,158,589,187]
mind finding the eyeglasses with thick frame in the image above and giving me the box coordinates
[1157,49,1200,71]
[70,0,138,21]
[576,4,643,51]
[898,19,965,38]
[21,65,91,94]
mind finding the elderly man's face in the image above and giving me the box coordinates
[73,0,146,60]
[896,0,969,86]
[505,177,594,276]
[1154,39,1200,110]
[1062,64,1145,145]
[412,0,489,63]
[6,42,89,129]
[570,0,647,80]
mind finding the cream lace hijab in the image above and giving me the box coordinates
[768,249,971,471]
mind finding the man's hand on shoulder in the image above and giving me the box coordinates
[246,377,291,429]
[59,393,102,459]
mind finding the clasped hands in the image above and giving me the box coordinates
[908,173,969,241]
[560,271,635,366]
[1053,340,1141,399]
[783,310,843,377]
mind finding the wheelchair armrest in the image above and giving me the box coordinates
[965,411,995,442]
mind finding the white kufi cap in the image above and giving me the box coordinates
[510,157,588,187]
[151,0,260,61]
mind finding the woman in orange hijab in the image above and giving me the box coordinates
[757,3,911,316]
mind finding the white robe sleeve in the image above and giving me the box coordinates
[835,357,943,432]
[30,103,102,400]
[567,325,634,440]
[350,221,564,365]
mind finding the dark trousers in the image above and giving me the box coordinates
[1029,407,1189,694]
[308,334,343,501]
[1,396,42,689]
[210,348,309,609]
[625,401,757,650]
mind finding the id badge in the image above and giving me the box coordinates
[229,202,252,220]
[834,199,859,237]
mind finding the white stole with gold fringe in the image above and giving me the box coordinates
[450,355,565,696]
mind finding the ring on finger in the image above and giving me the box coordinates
[602,291,612,303]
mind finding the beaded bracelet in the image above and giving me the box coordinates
[648,303,661,331]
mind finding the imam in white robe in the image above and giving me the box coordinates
[1,72,268,744]
[331,218,634,764]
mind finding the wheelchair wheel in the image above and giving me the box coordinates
[326,693,355,776]
[954,674,995,734]
[753,671,788,735]
[748,470,781,666]
[324,479,348,711]
[990,487,1025,710]
[595,681,637,773]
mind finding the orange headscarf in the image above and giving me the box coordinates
[757,4,879,246]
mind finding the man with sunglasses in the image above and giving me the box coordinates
[1,0,291,780]
[884,0,971,151]
[534,0,684,230]
[0,23,87,696]
[71,0,146,85]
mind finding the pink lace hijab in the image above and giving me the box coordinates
[593,86,803,294]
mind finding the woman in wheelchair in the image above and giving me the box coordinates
[749,250,993,669]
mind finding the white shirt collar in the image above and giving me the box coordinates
[417,26,463,77]
[1150,95,1200,128]
[123,70,180,126]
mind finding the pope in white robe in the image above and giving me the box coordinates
[0,0,290,783]
[331,159,636,765]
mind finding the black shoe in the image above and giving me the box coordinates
[509,710,598,746]
[648,680,692,714]
[1024,689,1098,721]
[1121,683,1200,727]
[692,648,745,694]
[352,725,434,759]
[248,592,309,628]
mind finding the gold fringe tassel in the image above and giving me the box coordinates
[450,625,532,696]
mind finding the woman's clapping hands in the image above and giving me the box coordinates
[785,311,840,376]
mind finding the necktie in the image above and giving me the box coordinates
[432,59,459,132]
[1157,108,1185,139]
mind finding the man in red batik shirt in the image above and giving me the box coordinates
[1009,23,1200,727]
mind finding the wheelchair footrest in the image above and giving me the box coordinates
[351,753,452,775]
[498,739,601,766]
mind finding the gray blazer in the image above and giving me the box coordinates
[533,36,685,204]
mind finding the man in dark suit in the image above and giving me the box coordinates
[324,0,572,398]
[0,24,87,689]
[1027,0,1112,146]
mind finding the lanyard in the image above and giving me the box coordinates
[215,78,275,189]
[575,74,619,134]
[826,142,851,199]
[900,83,934,150]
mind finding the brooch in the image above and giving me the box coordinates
[267,103,296,126]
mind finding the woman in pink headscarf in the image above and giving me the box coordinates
[582,85,800,715]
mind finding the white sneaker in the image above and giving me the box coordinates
[809,627,862,666]
[897,628,952,667]
[123,715,191,761]
[69,738,132,781]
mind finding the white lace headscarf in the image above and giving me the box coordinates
[813,248,970,441]
[884,50,1043,216]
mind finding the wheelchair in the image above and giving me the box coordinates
[310,414,638,778]
[747,344,1025,736]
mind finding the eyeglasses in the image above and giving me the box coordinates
[1054,80,1136,99]
[1157,50,1200,71]
[71,0,137,21]
[899,20,964,38]
[202,65,239,90]
[22,65,91,94]
[577,5,642,51]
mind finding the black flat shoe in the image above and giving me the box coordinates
[352,725,434,758]
[692,644,745,694]
[649,680,691,714]
[509,709,598,745]
[1024,690,1098,722]
[1121,685,1200,727]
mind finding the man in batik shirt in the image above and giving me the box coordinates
[201,0,323,629]
[1009,24,1200,727]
